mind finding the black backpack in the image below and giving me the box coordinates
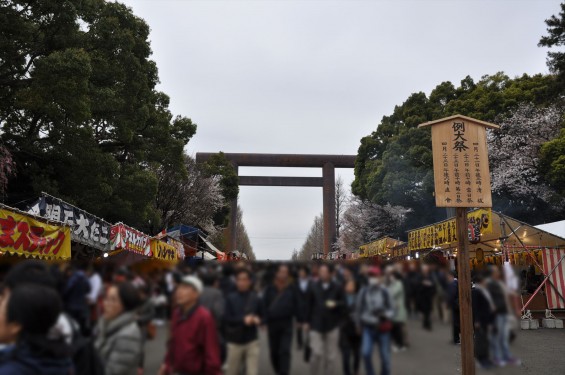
[65,314,105,375]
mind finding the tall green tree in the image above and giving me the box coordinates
[0,0,196,229]
[353,73,561,231]
[539,2,565,92]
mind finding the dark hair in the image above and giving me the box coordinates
[319,263,334,273]
[235,268,252,279]
[116,282,141,312]
[200,271,217,287]
[4,261,56,290]
[7,284,61,336]
[298,266,310,275]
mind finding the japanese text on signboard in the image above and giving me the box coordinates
[0,208,71,259]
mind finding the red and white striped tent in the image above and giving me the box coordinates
[541,248,565,309]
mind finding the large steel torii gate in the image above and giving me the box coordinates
[195,153,356,257]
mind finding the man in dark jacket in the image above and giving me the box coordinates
[305,263,346,375]
[446,271,460,344]
[199,270,226,363]
[159,275,221,375]
[263,264,297,375]
[471,272,495,369]
[62,264,91,336]
[486,266,520,367]
[295,265,312,351]
[416,264,436,331]
[224,268,262,375]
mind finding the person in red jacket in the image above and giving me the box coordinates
[159,275,222,375]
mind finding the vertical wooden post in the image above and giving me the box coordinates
[322,162,336,258]
[456,207,475,375]
[228,164,239,253]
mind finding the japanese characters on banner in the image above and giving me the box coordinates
[0,206,71,259]
[110,223,151,256]
[408,209,492,251]
[359,238,388,258]
[420,115,498,208]
[28,195,111,251]
[150,239,178,263]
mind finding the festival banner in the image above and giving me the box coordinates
[0,207,71,259]
[359,237,389,258]
[150,239,178,263]
[110,223,151,256]
[408,209,492,251]
[28,195,111,251]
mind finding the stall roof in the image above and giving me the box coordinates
[198,235,225,258]
[535,220,565,239]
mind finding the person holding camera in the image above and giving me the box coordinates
[355,266,395,375]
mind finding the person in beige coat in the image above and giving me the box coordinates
[95,282,143,375]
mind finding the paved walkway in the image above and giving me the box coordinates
[144,317,565,374]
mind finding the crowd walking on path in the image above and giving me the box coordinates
[0,258,523,375]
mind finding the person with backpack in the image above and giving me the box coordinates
[355,266,395,375]
[94,282,143,375]
[262,264,297,375]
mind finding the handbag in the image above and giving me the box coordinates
[146,321,157,340]
[378,318,393,333]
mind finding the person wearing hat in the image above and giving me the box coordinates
[355,266,394,375]
[159,275,221,375]
[95,281,143,375]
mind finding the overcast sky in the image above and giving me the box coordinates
[121,0,559,260]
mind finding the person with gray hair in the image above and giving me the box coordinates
[159,275,221,375]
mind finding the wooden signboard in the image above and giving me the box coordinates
[419,115,499,208]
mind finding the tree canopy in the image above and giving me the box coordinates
[353,72,564,232]
[0,0,196,230]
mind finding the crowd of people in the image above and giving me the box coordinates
[0,258,522,375]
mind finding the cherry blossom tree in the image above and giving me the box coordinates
[488,103,565,218]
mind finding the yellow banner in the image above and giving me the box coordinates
[0,207,71,259]
[408,209,492,251]
[151,239,178,263]
[359,238,389,258]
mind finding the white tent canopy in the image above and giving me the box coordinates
[535,220,565,239]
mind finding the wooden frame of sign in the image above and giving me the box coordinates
[419,115,499,375]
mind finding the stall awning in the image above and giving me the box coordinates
[408,209,565,256]
[536,220,565,239]
[0,204,72,260]
[198,235,225,260]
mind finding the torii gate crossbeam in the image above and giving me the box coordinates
[195,153,356,257]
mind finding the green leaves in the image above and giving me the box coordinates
[354,72,563,230]
[0,0,196,231]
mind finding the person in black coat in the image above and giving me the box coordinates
[471,271,496,369]
[305,263,346,375]
[340,279,361,375]
[295,266,312,351]
[263,264,298,375]
[224,268,262,375]
[446,271,460,344]
[416,264,436,331]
